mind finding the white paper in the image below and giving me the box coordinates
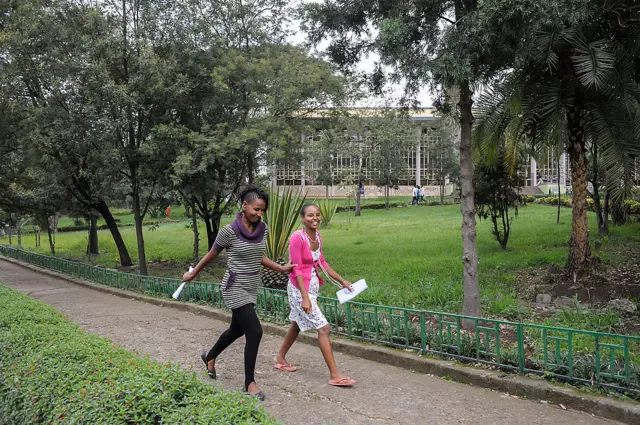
[172,266,194,299]
[336,279,367,304]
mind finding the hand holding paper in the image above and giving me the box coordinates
[336,279,367,304]
[172,266,194,299]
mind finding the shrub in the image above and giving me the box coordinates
[519,195,535,204]
[625,199,640,215]
[0,285,279,425]
[536,196,572,208]
[335,201,406,212]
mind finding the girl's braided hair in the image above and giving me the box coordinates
[239,185,269,211]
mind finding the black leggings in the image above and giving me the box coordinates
[205,303,263,389]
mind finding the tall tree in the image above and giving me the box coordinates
[474,0,640,277]
[94,0,188,275]
[0,0,134,266]
[299,0,515,322]
[368,111,413,210]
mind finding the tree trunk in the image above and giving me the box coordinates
[94,200,133,266]
[17,223,22,247]
[566,106,590,277]
[355,182,362,216]
[557,156,561,224]
[202,212,221,251]
[593,186,604,234]
[325,185,329,200]
[247,152,255,184]
[45,219,55,255]
[386,185,390,210]
[132,191,148,276]
[8,226,12,245]
[192,212,199,264]
[611,198,627,225]
[590,142,606,234]
[603,191,610,233]
[459,82,480,327]
[86,215,99,255]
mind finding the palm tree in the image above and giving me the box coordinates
[475,2,640,277]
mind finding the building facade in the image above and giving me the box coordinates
[271,108,640,198]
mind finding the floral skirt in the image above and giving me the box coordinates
[287,272,329,332]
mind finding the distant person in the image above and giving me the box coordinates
[274,203,356,387]
[181,186,296,401]
[165,206,171,218]
[412,185,420,205]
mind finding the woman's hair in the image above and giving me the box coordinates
[300,203,319,217]
[239,185,269,211]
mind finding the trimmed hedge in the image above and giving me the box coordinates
[58,220,160,233]
[335,201,407,212]
[535,196,640,215]
[0,285,280,425]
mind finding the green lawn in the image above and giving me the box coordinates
[4,202,639,321]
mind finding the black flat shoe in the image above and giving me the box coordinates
[243,384,265,401]
[200,351,216,380]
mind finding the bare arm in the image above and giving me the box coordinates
[261,256,296,273]
[322,263,352,291]
[182,247,220,281]
[296,275,313,313]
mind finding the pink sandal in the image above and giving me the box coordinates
[274,363,297,372]
[328,377,356,387]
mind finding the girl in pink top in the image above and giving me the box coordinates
[274,203,356,386]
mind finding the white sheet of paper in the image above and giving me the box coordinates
[336,279,367,304]
[172,266,194,299]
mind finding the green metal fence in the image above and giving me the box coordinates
[1,245,638,397]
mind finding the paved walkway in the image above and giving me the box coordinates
[0,259,623,425]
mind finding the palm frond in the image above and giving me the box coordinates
[570,37,616,90]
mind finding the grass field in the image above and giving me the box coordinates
[3,201,639,324]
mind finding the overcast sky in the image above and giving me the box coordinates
[286,1,435,108]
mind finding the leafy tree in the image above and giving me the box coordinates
[427,116,460,204]
[0,0,134,265]
[367,111,413,210]
[474,0,640,276]
[474,148,523,250]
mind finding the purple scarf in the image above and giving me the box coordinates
[230,212,266,244]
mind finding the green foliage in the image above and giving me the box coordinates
[5,203,640,315]
[544,299,621,334]
[317,199,338,227]
[0,285,279,425]
[536,196,573,208]
[335,201,406,212]
[264,187,307,261]
[474,148,523,250]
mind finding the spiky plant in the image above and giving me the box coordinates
[262,186,307,289]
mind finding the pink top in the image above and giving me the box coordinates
[288,229,330,293]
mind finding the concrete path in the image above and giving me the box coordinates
[0,259,623,425]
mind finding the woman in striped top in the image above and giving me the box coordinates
[181,186,295,401]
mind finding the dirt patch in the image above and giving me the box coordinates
[516,262,640,306]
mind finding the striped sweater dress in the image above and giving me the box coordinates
[213,223,268,310]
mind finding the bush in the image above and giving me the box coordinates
[0,285,279,425]
[57,219,160,233]
[536,196,572,208]
[625,199,640,215]
[519,195,536,204]
[335,201,406,212]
